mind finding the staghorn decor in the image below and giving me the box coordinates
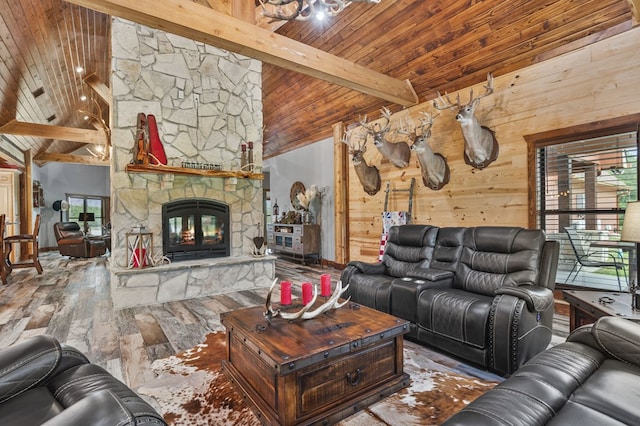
[342,127,381,196]
[433,73,499,170]
[78,97,111,160]
[263,278,350,323]
[260,0,382,21]
[360,107,411,168]
[398,111,450,191]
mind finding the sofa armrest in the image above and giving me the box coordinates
[346,261,387,275]
[568,316,640,368]
[0,336,62,403]
[406,268,454,282]
[494,285,553,312]
[41,390,138,426]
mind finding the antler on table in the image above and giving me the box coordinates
[263,278,350,323]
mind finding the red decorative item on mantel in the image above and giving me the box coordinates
[147,114,168,165]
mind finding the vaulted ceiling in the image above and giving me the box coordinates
[0,0,636,167]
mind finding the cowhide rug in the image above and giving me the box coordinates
[137,332,501,425]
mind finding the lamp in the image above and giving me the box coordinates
[621,201,640,309]
[260,0,381,22]
[78,212,95,235]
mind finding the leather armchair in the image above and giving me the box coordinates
[0,335,166,425]
[53,222,106,258]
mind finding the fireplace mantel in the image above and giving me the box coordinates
[126,164,264,180]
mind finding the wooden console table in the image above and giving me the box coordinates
[562,289,640,332]
[220,302,409,425]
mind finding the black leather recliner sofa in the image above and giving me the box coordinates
[0,335,166,425]
[341,224,560,376]
[444,316,640,425]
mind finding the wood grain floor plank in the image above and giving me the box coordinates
[135,312,169,346]
[25,304,56,330]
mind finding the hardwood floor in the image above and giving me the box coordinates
[0,252,569,389]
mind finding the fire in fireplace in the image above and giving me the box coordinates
[162,199,230,260]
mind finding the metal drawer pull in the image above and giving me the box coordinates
[346,368,362,386]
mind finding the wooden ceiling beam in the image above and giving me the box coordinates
[627,0,640,24]
[83,73,112,105]
[64,0,419,107]
[34,152,109,166]
[0,120,107,145]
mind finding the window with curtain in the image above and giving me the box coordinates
[536,130,638,291]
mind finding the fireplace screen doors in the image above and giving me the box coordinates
[162,199,230,260]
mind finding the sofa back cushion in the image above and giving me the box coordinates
[383,225,438,277]
[454,227,546,296]
[431,227,466,273]
[54,222,83,241]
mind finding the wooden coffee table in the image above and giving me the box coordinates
[562,289,640,331]
[220,301,410,426]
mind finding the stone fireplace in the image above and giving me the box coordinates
[162,198,230,260]
[108,18,274,308]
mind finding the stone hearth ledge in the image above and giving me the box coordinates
[111,255,276,309]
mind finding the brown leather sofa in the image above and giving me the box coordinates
[341,224,560,376]
[0,334,167,425]
[53,222,107,258]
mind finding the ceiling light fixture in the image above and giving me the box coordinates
[75,66,84,73]
[260,0,381,21]
[80,95,87,102]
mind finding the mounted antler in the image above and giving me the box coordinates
[342,128,381,196]
[263,278,350,323]
[396,112,450,190]
[78,98,111,160]
[433,73,498,169]
[360,107,411,168]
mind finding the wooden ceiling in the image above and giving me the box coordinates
[0,0,110,166]
[0,0,636,167]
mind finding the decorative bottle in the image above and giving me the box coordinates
[240,143,247,170]
[247,141,254,172]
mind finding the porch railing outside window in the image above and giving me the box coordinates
[536,131,638,291]
[67,195,110,236]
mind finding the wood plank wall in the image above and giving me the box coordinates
[343,26,640,262]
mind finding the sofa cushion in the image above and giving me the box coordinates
[382,225,438,277]
[455,227,545,296]
[417,288,492,349]
[46,363,161,422]
[0,387,63,425]
[348,273,393,312]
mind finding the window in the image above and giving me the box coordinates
[535,129,638,291]
[67,194,110,236]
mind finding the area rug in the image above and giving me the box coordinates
[137,332,501,425]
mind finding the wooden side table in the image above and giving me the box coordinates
[562,290,640,332]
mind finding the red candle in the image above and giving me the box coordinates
[321,274,332,297]
[302,282,313,305]
[280,281,292,306]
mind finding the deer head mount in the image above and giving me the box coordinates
[433,73,499,170]
[360,107,411,168]
[398,112,450,191]
[342,128,382,196]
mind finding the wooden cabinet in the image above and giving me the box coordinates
[267,224,320,265]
